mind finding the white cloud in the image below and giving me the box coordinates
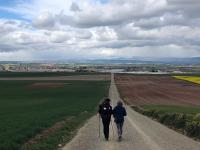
[92,27,118,41]
[32,12,55,29]
[0,0,200,60]
[50,31,69,43]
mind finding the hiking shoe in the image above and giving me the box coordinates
[118,136,122,141]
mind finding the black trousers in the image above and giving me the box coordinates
[102,118,111,139]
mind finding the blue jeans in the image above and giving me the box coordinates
[116,122,124,137]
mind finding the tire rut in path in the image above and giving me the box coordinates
[62,74,200,150]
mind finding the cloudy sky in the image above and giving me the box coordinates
[0,0,200,61]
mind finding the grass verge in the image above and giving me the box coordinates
[132,105,200,140]
[142,105,200,114]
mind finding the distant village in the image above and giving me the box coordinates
[1,63,200,74]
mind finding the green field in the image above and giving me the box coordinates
[0,80,109,150]
[0,72,105,78]
[142,105,200,114]
[133,105,200,139]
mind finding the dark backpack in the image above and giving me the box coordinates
[99,103,112,119]
[113,106,127,123]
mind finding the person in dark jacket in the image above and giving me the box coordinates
[98,98,112,141]
[113,101,127,141]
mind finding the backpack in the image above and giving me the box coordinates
[113,106,126,123]
[99,103,112,119]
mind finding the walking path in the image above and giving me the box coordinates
[62,74,200,150]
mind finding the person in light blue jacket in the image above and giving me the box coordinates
[113,101,127,141]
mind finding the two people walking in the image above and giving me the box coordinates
[98,98,127,141]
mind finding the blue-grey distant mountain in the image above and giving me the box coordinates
[85,57,200,65]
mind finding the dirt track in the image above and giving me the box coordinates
[62,74,200,150]
[115,75,200,106]
[0,75,110,81]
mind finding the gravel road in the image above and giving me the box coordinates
[62,74,200,150]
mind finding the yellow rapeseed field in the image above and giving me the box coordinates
[174,76,200,84]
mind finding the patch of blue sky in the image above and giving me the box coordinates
[0,0,31,21]
[99,0,109,4]
[0,0,31,7]
[0,10,30,22]
[91,0,109,4]
[0,0,18,6]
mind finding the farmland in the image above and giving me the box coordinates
[115,75,200,106]
[0,76,110,150]
[174,76,200,85]
[0,72,106,78]
[115,74,200,140]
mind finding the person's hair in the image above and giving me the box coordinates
[104,98,110,102]
[117,101,123,106]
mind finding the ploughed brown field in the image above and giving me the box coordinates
[115,75,200,106]
[27,82,68,89]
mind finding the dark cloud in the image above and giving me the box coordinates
[70,2,81,12]
[167,0,200,18]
